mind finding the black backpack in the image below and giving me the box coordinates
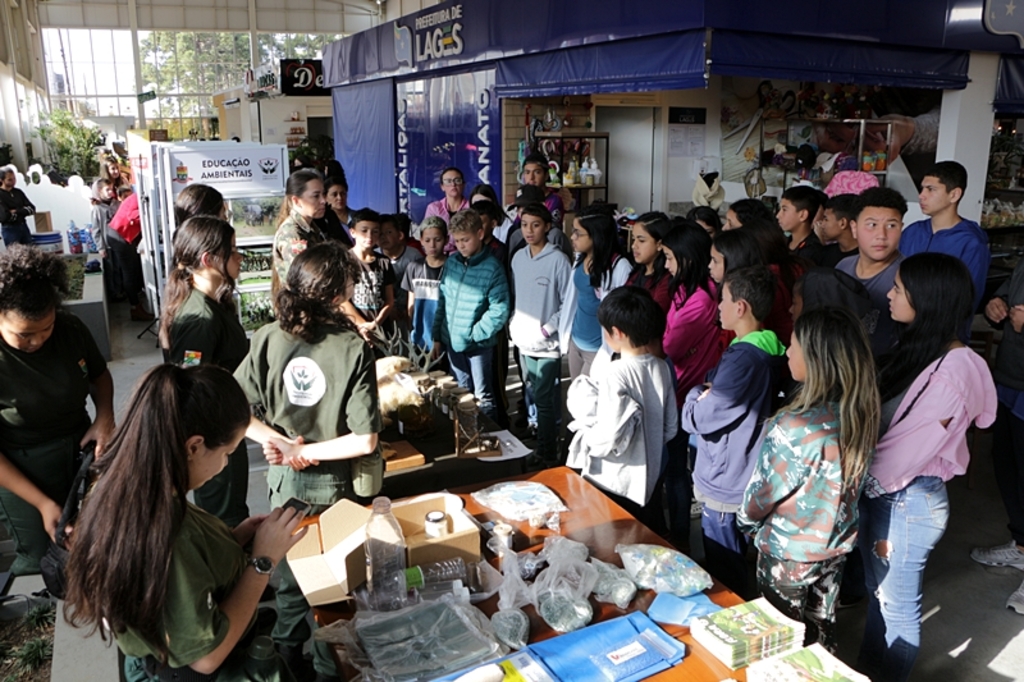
[39,445,95,599]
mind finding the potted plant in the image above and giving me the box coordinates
[34,109,104,180]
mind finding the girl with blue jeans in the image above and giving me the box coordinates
[858,254,997,682]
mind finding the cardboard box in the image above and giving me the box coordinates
[31,211,52,233]
[287,499,372,606]
[287,493,482,606]
[392,492,482,567]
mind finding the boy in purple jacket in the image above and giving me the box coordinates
[681,266,787,598]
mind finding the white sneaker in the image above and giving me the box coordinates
[970,540,1024,570]
[1008,577,1024,615]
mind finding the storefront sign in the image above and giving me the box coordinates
[281,60,328,97]
[668,107,707,125]
[394,4,465,67]
[167,146,284,197]
[984,0,1024,47]
[137,90,157,104]
[245,63,281,98]
[395,69,501,219]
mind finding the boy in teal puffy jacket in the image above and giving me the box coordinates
[432,209,511,427]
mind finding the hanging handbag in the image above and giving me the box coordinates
[40,444,96,599]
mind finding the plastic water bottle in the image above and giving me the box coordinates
[365,496,408,611]
[404,557,467,589]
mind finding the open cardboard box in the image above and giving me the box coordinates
[391,492,482,567]
[287,493,482,606]
[287,499,372,606]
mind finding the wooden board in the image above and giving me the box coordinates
[382,440,426,471]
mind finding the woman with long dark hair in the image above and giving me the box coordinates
[159,217,250,527]
[65,364,304,681]
[660,221,722,552]
[174,184,227,226]
[626,212,673,312]
[321,176,355,247]
[271,170,327,295]
[235,241,382,679]
[0,246,114,576]
[857,253,996,682]
[711,222,800,345]
[558,207,630,379]
[723,198,775,230]
[687,205,723,236]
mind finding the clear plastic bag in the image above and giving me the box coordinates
[470,481,569,522]
[468,560,504,605]
[590,558,638,610]
[490,549,531,650]
[538,536,589,564]
[314,596,506,681]
[615,543,712,597]
[531,536,598,633]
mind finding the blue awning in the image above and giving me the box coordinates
[995,55,1024,115]
[332,79,397,213]
[710,30,970,90]
[495,30,707,98]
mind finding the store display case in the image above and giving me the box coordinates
[756,118,893,190]
[534,130,609,211]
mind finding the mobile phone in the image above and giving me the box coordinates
[282,497,312,515]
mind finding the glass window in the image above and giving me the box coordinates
[43,28,247,141]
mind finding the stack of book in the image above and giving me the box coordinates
[746,643,870,681]
[690,598,805,669]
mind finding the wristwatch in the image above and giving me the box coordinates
[247,556,274,575]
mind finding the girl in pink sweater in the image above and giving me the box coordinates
[660,220,722,551]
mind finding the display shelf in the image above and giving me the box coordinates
[533,130,610,211]
[758,117,894,190]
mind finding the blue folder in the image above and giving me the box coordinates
[526,611,686,682]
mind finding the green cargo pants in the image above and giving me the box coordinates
[0,434,78,576]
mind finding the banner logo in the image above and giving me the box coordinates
[396,4,464,67]
[258,158,280,176]
[985,0,1024,47]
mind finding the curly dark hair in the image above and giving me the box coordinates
[0,245,69,318]
[275,241,361,342]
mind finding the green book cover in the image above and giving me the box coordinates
[694,597,803,649]
[747,643,871,682]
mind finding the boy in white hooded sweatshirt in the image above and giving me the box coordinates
[509,203,572,465]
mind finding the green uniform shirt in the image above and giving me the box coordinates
[168,289,249,371]
[234,323,381,505]
[0,312,106,450]
[116,504,249,669]
[272,212,325,286]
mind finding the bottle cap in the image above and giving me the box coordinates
[247,635,276,660]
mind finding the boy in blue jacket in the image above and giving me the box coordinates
[432,209,511,427]
[682,265,787,598]
[900,161,989,320]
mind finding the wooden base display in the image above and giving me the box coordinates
[381,440,427,471]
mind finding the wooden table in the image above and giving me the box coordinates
[316,467,748,681]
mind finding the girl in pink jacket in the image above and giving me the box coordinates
[660,220,723,551]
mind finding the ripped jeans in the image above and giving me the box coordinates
[856,476,949,682]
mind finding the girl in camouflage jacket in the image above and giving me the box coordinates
[738,307,879,652]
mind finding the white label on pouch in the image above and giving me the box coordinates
[606,640,647,666]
